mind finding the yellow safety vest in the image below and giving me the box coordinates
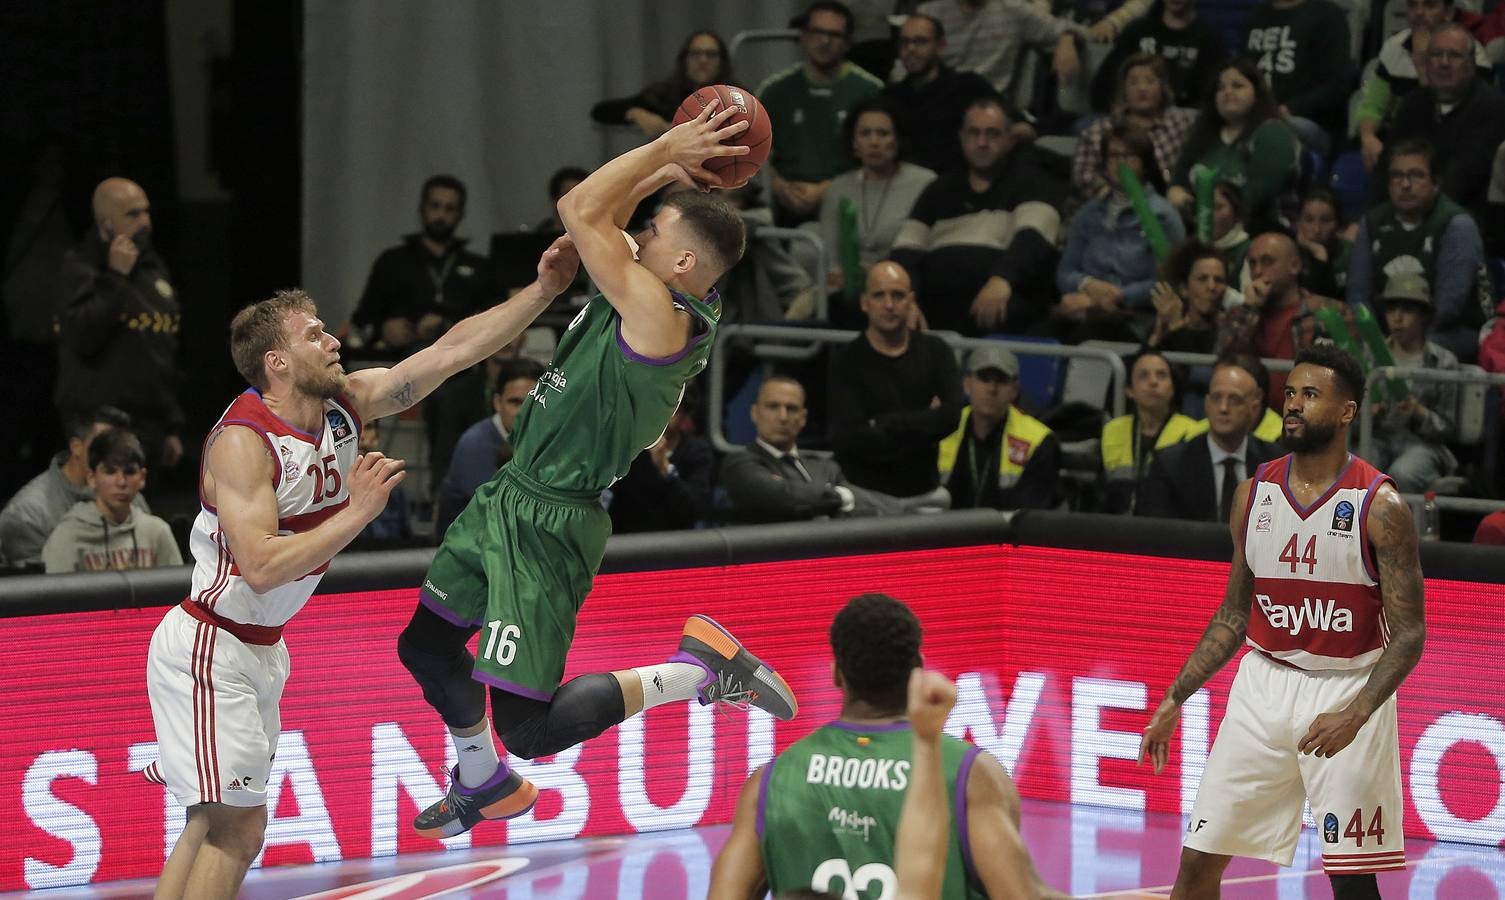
[1187,407,1282,444]
[1101,412,1200,484]
[938,405,1053,490]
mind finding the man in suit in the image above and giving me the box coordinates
[721,376,897,523]
[1137,353,1279,521]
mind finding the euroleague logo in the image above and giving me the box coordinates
[694,88,748,115]
[291,858,529,899]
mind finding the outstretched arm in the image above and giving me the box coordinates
[344,237,578,421]
[1140,478,1255,773]
[707,766,769,900]
[1299,484,1425,757]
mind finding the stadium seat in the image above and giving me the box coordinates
[1328,150,1370,225]
[984,334,1063,413]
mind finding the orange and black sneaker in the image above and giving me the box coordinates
[413,764,538,839]
[673,614,799,721]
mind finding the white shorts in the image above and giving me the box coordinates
[145,604,290,809]
[1184,650,1405,874]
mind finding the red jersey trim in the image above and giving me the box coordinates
[280,499,348,533]
[335,392,363,437]
[179,598,284,645]
[1278,454,1357,521]
[1357,472,1393,584]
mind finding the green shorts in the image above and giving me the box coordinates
[418,466,611,700]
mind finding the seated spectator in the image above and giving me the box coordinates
[1148,240,1228,353]
[1100,348,1200,513]
[1209,180,1252,289]
[1488,142,1505,257]
[1242,0,1353,154]
[915,0,1086,106]
[1368,273,1460,492]
[1221,231,1347,408]
[0,406,145,568]
[716,183,820,324]
[535,166,589,237]
[938,345,1060,509]
[434,358,544,536]
[761,1,884,226]
[1355,0,1491,172]
[1090,0,1226,112]
[42,429,180,573]
[890,96,1067,336]
[1074,54,1198,204]
[1138,352,1281,520]
[605,386,714,533]
[1347,138,1487,363]
[1188,348,1284,440]
[829,260,963,501]
[1055,123,1186,342]
[1293,187,1350,298]
[1387,23,1505,221]
[721,376,900,522]
[1168,58,1300,231]
[882,13,999,175]
[590,31,732,138]
[353,417,413,547]
[818,97,938,308]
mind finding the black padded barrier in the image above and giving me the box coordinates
[2,509,1498,619]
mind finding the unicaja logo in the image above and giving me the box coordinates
[828,806,878,842]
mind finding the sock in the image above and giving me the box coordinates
[452,719,501,788]
[637,662,710,711]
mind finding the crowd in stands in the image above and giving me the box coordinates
[7,0,1505,576]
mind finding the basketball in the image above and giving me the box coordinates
[671,84,772,186]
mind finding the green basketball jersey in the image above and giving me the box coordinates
[508,288,719,495]
[758,722,986,900]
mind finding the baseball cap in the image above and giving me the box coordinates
[966,345,1020,379]
[1381,273,1432,307]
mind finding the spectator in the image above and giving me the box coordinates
[1137,353,1281,520]
[891,96,1068,336]
[1242,0,1353,153]
[1055,122,1187,342]
[1293,186,1350,298]
[1488,142,1505,257]
[590,31,733,138]
[434,357,544,536]
[914,0,1085,106]
[0,406,146,568]
[938,345,1060,509]
[1209,179,1252,289]
[1148,240,1229,352]
[1091,0,1227,112]
[55,178,184,474]
[1355,0,1491,172]
[1347,138,1487,363]
[760,1,884,226]
[720,376,899,522]
[715,183,820,324]
[818,97,938,306]
[1388,23,1505,221]
[1168,58,1300,231]
[605,386,714,533]
[881,14,1000,175]
[1223,231,1348,407]
[1100,349,1200,513]
[1075,54,1199,205]
[829,260,963,501]
[1368,273,1460,492]
[41,428,180,573]
[350,174,494,487]
[535,166,589,237]
[353,417,413,546]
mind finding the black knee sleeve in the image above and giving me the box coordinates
[1329,873,1381,900]
[491,674,627,759]
[397,605,485,729]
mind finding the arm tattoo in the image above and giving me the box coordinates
[1353,489,1427,717]
[1169,559,1253,705]
[388,380,416,410]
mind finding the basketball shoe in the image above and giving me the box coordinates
[413,763,538,839]
[674,614,798,720]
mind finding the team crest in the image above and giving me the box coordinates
[1256,511,1273,532]
[326,409,353,443]
[280,445,301,483]
[1331,500,1355,532]
[1007,436,1031,466]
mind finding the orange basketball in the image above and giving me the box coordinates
[671,84,772,185]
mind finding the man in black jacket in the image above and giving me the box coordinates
[1137,353,1280,521]
[55,178,183,474]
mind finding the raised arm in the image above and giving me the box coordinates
[707,766,769,900]
[205,426,404,594]
[1140,477,1255,772]
[1298,484,1425,757]
[344,237,577,421]
[895,669,955,900]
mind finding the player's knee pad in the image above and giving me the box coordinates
[397,628,485,728]
[1329,874,1380,900]
[493,674,625,760]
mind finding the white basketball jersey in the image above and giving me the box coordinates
[1242,454,1394,671]
[186,389,363,631]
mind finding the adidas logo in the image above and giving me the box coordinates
[1260,495,1273,506]
[227,778,243,789]
[653,674,665,694]
[462,745,482,752]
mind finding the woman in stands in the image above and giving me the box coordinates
[590,31,734,138]
[1148,240,1228,353]
[1073,53,1196,206]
